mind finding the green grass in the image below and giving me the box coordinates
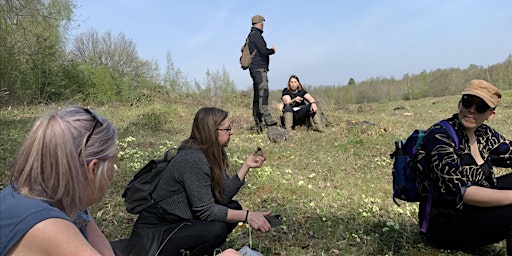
[2,93,512,255]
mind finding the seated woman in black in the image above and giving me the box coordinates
[281,75,324,132]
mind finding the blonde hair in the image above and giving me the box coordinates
[179,107,230,203]
[9,107,118,217]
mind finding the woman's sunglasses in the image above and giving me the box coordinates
[82,108,103,146]
[461,96,493,114]
[77,108,103,161]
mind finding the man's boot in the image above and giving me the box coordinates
[283,112,293,131]
[311,113,324,132]
[265,118,277,127]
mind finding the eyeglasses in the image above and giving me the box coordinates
[217,126,232,134]
[461,96,493,114]
[82,108,103,147]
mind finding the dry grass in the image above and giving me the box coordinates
[3,91,512,255]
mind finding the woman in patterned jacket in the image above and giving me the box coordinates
[415,79,512,254]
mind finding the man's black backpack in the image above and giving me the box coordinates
[122,148,176,214]
[240,32,256,70]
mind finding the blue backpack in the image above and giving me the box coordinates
[391,120,459,206]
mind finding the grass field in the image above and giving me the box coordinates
[3,91,512,255]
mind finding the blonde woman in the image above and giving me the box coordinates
[0,107,118,255]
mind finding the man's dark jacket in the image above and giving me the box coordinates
[248,27,275,70]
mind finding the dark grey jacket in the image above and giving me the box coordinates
[152,149,244,221]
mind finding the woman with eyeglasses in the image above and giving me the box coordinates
[127,107,272,256]
[414,80,512,254]
[0,107,118,255]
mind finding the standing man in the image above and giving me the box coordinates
[248,14,277,131]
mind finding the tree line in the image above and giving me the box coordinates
[0,0,236,106]
[307,55,512,108]
[2,0,511,107]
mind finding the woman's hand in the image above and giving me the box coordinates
[247,211,272,232]
[218,249,242,256]
[238,148,267,180]
[244,148,267,169]
[310,102,318,113]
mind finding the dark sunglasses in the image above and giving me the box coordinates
[217,126,232,134]
[82,108,103,146]
[461,96,493,114]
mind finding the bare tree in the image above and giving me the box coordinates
[202,66,236,104]
[70,29,141,74]
[163,51,191,93]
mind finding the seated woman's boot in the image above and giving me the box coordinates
[311,113,324,132]
[283,112,294,131]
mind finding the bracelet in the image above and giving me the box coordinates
[311,102,316,104]
[244,210,249,223]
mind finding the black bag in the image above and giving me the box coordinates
[122,148,176,214]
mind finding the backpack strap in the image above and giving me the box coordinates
[163,148,175,162]
[421,120,459,233]
[246,31,257,56]
[151,149,185,206]
[439,120,460,151]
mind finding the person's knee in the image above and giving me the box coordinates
[283,105,293,112]
[258,80,269,91]
[260,89,269,105]
[180,223,229,254]
[206,223,230,246]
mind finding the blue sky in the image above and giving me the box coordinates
[72,0,512,90]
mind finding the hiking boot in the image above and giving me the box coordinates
[311,113,324,132]
[250,123,263,133]
[265,119,277,127]
[252,117,264,133]
[283,112,293,131]
[257,124,263,132]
